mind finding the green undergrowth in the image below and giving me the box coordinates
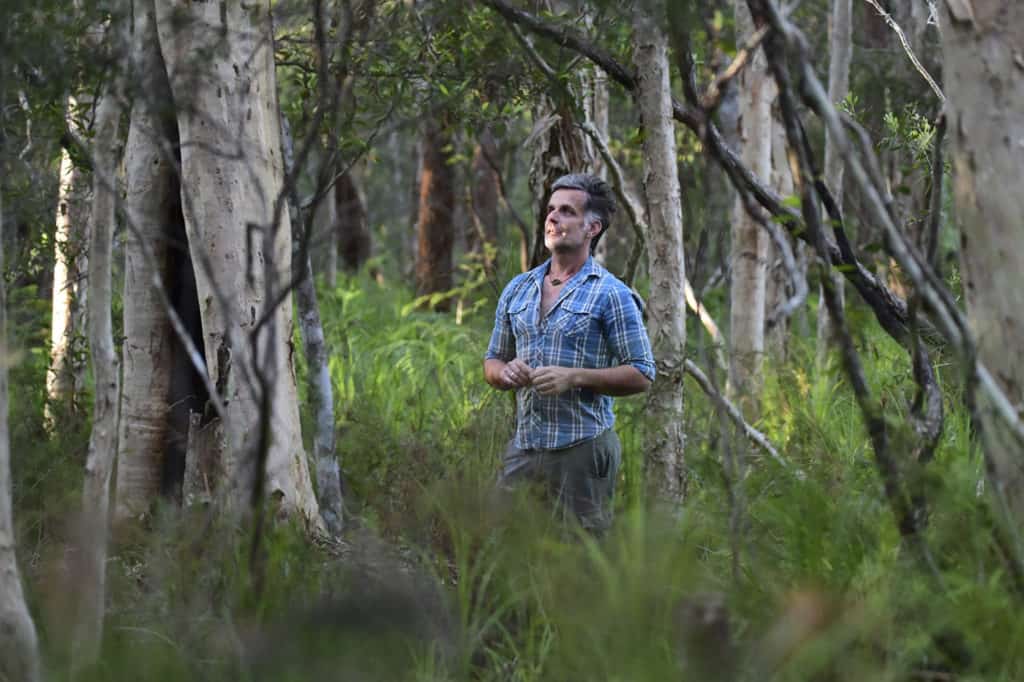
[7,273,1022,680]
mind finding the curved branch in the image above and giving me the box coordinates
[684,359,796,474]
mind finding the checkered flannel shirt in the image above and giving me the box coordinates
[485,257,656,450]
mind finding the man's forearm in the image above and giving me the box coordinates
[484,358,511,389]
[570,365,651,396]
[483,358,507,385]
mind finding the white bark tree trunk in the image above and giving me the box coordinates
[281,115,344,536]
[728,0,773,419]
[633,3,687,504]
[47,98,90,417]
[941,1,1024,527]
[155,0,320,523]
[816,0,853,367]
[74,80,124,668]
[0,190,42,682]
[115,0,177,522]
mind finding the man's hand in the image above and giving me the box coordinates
[530,366,578,396]
[499,358,534,389]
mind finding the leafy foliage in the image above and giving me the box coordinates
[6,266,1020,679]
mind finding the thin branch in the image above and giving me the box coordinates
[861,0,945,102]
[684,359,795,473]
[510,22,558,81]
[477,0,637,90]
[699,24,770,110]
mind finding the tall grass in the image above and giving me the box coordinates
[7,272,1022,680]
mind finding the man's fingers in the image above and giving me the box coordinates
[503,362,533,387]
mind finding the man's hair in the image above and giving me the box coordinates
[550,173,616,253]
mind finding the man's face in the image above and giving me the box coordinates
[544,188,597,255]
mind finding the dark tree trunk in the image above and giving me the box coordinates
[528,100,589,269]
[469,128,500,257]
[415,116,455,309]
[336,170,370,273]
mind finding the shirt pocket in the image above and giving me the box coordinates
[554,298,594,340]
[508,300,537,361]
[509,300,532,334]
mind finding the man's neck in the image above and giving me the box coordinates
[548,251,589,278]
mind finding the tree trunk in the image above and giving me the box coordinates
[311,176,339,287]
[47,97,90,418]
[588,62,612,266]
[527,100,591,269]
[728,0,773,420]
[0,180,42,682]
[469,128,500,261]
[694,61,738,295]
[524,0,594,272]
[74,80,124,669]
[281,114,344,536]
[941,1,1024,528]
[337,169,370,273]
[323,189,340,288]
[115,0,182,521]
[816,0,852,368]
[634,3,687,505]
[415,115,455,309]
[765,112,794,359]
[155,0,320,523]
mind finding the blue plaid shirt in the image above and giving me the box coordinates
[485,257,656,450]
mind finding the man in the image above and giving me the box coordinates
[483,173,656,533]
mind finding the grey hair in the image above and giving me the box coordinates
[550,173,616,253]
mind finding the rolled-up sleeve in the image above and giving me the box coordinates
[485,282,516,362]
[602,286,656,381]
